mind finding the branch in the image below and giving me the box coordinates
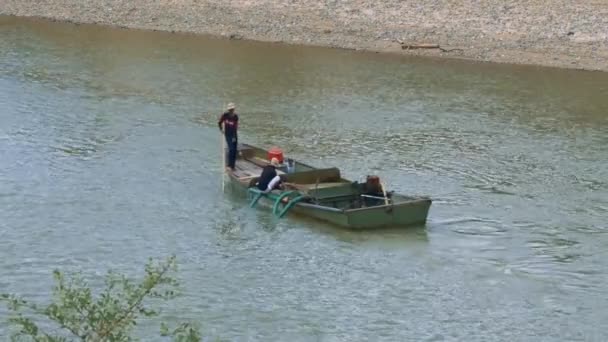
[94,258,175,340]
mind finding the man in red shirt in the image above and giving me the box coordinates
[218,103,239,171]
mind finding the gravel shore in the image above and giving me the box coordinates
[2,0,607,71]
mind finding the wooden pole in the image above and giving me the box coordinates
[220,102,226,192]
[221,127,225,192]
[380,181,389,206]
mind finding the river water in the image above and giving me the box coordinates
[1,16,607,341]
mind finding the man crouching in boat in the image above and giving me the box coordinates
[257,158,284,193]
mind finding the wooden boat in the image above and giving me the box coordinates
[225,143,432,229]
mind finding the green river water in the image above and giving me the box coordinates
[1,16,608,341]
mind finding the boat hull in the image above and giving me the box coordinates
[228,177,431,229]
[344,199,431,228]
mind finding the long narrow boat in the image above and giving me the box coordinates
[225,143,432,229]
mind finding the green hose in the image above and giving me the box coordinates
[272,191,297,216]
[248,188,264,208]
[272,191,308,218]
[248,188,306,219]
[277,194,306,218]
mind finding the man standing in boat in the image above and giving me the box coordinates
[218,103,239,171]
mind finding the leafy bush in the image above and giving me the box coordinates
[1,255,203,341]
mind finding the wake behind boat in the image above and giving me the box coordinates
[224,143,432,229]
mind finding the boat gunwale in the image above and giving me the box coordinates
[295,201,345,213]
[342,198,432,213]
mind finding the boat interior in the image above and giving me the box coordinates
[228,144,418,210]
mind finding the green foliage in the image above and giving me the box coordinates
[1,255,202,342]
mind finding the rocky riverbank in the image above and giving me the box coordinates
[2,0,607,72]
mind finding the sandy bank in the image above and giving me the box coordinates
[2,0,607,72]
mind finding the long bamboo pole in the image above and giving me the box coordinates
[220,102,226,192]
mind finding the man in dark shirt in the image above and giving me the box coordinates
[218,103,239,171]
[257,158,283,192]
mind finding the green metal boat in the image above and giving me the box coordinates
[226,143,432,229]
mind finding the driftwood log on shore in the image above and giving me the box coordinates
[395,41,464,53]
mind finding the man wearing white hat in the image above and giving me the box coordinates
[218,103,239,171]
